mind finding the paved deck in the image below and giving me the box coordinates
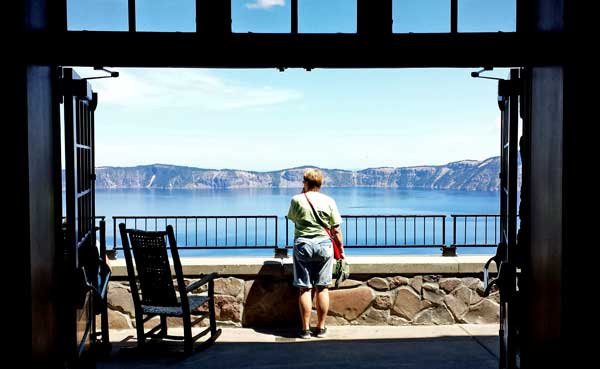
[98,324,499,369]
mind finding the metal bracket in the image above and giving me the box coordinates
[498,78,522,98]
[470,66,500,81]
[83,66,120,81]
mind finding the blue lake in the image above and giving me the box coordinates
[91,188,502,257]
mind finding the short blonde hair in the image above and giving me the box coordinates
[303,168,323,189]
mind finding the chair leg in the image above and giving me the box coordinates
[209,280,218,337]
[183,317,193,354]
[135,314,146,350]
[99,305,111,355]
[209,296,218,336]
[160,315,168,337]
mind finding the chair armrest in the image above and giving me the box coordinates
[186,272,219,293]
[99,268,111,299]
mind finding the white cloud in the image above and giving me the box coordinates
[78,68,302,111]
[246,0,285,10]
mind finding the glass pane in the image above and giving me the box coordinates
[299,0,356,33]
[68,0,128,31]
[459,0,516,32]
[136,0,195,32]
[393,0,450,33]
[232,0,291,33]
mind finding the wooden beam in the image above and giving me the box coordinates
[128,0,136,32]
[451,0,458,33]
[25,31,566,68]
[357,0,392,35]
[291,0,298,34]
[196,0,231,35]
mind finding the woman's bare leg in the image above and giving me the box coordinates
[315,287,329,329]
[299,288,312,330]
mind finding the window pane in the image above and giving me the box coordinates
[68,0,128,31]
[393,0,450,33]
[459,0,516,32]
[299,0,356,33]
[136,0,195,32]
[232,0,290,33]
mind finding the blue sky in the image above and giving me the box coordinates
[68,0,516,171]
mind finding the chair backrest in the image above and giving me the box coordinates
[119,224,181,307]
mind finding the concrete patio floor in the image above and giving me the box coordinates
[98,324,499,369]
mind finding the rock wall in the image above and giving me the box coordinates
[102,274,499,329]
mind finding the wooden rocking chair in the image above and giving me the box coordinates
[119,223,221,354]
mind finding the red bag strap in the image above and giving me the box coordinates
[303,192,342,259]
[304,193,326,226]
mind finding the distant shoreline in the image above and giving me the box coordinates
[91,187,501,192]
[62,157,520,192]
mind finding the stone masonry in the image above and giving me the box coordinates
[103,274,499,329]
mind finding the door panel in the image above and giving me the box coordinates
[62,67,98,366]
[497,68,522,369]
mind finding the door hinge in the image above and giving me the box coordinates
[498,78,522,98]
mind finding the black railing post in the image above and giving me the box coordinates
[432,216,436,244]
[275,217,278,248]
[442,215,457,257]
[464,216,467,243]
[474,215,478,245]
[423,216,426,245]
[413,216,417,245]
[442,217,457,256]
[274,216,287,258]
[442,215,446,246]
[452,215,456,245]
[99,219,106,260]
[107,217,117,259]
[375,217,378,245]
[355,216,358,246]
[384,216,387,245]
[485,216,488,245]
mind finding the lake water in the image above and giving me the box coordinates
[92,188,502,257]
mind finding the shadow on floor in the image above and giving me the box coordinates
[98,334,499,369]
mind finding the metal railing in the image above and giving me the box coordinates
[102,214,502,256]
[285,215,447,248]
[451,214,501,247]
[112,215,278,250]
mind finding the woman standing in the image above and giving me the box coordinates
[287,168,344,339]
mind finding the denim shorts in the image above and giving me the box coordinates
[293,236,334,288]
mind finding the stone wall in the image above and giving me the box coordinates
[102,274,499,329]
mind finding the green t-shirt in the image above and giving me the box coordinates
[287,192,343,238]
